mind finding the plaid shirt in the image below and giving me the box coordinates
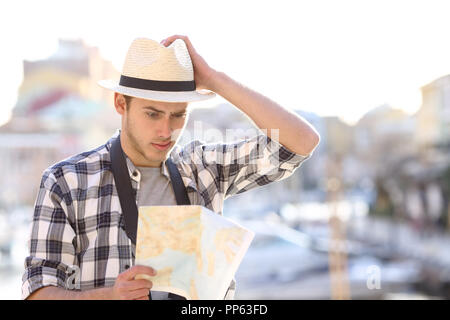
[22,129,311,300]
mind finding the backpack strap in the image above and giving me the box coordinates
[166,157,191,205]
[110,134,139,245]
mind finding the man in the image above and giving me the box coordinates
[22,35,320,300]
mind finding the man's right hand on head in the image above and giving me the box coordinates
[111,265,157,300]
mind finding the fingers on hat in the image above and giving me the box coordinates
[164,35,190,45]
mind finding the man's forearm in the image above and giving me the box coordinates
[27,285,113,300]
[209,71,320,156]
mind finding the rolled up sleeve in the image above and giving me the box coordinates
[22,170,77,300]
[194,133,312,199]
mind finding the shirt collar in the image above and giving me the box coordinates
[107,129,171,180]
[124,153,170,181]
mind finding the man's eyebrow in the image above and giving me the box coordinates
[143,106,187,114]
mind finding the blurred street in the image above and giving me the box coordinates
[2,198,450,299]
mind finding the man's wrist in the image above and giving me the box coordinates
[206,70,223,92]
[77,286,114,300]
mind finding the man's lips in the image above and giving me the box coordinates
[153,142,171,146]
[151,141,172,150]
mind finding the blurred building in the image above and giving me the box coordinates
[351,105,416,218]
[321,116,356,190]
[0,38,121,208]
[7,38,120,135]
[416,74,450,149]
[353,96,450,230]
[404,75,450,229]
[354,104,417,178]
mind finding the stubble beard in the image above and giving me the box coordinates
[124,117,163,166]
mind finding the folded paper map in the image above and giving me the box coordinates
[135,205,254,300]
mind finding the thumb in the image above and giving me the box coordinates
[123,265,157,281]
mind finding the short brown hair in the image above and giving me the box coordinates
[123,95,133,110]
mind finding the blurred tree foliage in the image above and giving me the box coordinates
[369,178,395,218]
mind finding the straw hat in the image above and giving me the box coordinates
[98,37,216,103]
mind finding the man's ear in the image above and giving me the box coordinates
[114,93,127,115]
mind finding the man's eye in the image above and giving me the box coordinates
[173,113,186,118]
[147,112,161,119]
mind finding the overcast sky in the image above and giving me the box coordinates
[2,0,450,126]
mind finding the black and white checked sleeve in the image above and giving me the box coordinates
[21,170,77,300]
[193,133,312,200]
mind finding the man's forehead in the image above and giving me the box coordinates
[136,98,188,111]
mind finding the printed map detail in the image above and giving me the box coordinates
[135,205,254,300]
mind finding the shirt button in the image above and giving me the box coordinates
[132,171,138,177]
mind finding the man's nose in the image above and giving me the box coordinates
[157,119,172,139]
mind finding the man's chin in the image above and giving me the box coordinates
[145,149,170,162]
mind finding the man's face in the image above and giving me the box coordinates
[116,93,189,167]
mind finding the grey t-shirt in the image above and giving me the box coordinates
[136,165,177,300]
[135,164,235,300]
